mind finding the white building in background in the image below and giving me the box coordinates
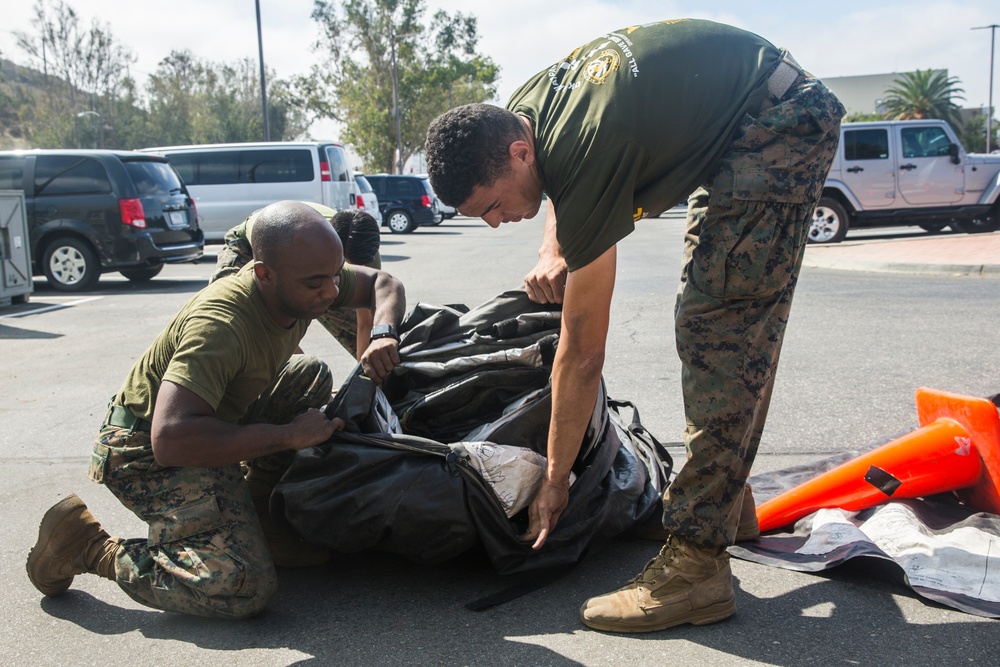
[821,69,988,132]
[821,70,949,117]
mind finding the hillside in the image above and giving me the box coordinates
[0,58,50,149]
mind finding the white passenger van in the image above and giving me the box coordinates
[141,142,357,241]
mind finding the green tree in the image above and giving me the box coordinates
[14,0,136,147]
[146,51,204,146]
[844,112,884,123]
[145,51,307,146]
[881,69,965,128]
[959,109,998,153]
[303,0,498,173]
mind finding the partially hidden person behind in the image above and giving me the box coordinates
[26,201,406,619]
[426,19,844,633]
[213,203,385,361]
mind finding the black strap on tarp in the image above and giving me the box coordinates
[465,560,582,612]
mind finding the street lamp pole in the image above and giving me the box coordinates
[390,29,403,174]
[76,111,102,149]
[973,24,998,152]
[255,0,270,141]
[389,25,418,174]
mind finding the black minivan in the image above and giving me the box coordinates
[365,174,443,233]
[0,150,204,291]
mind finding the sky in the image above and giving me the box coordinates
[2,0,998,141]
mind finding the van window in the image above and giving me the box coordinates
[0,157,25,190]
[389,178,421,196]
[844,129,889,161]
[34,156,112,196]
[167,151,238,185]
[165,149,313,185]
[367,177,385,196]
[354,174,374,193]
[124,160,185,196]
[241,149,314,183]
[325,145,351,182]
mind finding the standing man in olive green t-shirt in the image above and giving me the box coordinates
[427,19,844,633]
[26,201,406,619]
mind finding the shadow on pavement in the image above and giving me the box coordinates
[33,536,983,665]
[0,321,63,339]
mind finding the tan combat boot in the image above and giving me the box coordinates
[734,484,760,542]
[245,467,332,568]
[26,494,122,596]
[580,533,735,633]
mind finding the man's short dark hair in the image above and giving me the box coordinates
[425,103,526,207]
[331,209,380,266]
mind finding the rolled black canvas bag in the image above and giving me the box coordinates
[272,290,672,574]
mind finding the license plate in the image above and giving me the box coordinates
[169,211,187,227]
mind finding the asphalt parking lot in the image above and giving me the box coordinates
[2,211,998,666]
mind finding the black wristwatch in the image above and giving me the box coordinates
[369,323,398,343]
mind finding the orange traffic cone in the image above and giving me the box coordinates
[755,387,1000,533]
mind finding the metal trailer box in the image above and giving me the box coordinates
[0,190,33,306]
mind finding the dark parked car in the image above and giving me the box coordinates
[413,174,457,220]
[0,150,204,292]
[364,174,443,233]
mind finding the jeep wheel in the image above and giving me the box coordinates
[386,210,415,233]
[120,263,164,283]
[809,198,849,244]
[952,214,1000,235]
[42,237,100,292]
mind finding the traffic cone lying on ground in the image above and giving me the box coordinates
[755,387,1000,533]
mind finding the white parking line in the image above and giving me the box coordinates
[0,296,103,318]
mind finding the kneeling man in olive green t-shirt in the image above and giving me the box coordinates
[26,201,406,619]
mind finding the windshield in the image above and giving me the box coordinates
[354,174,374,193]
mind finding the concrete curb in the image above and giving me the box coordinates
[802,254,1000,277]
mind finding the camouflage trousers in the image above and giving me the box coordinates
[88,355,333,618]
[212,229,360,358]
[662,73,845,547]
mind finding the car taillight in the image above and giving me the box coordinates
[119,198,146,229]
[354,195,364,210]
[421,194,431,208]
[320,161,332,182]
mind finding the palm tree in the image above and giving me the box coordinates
[881,70,965,127]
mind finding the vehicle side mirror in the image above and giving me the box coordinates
[949,143,961,164]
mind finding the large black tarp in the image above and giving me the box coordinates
[273,290,672,574]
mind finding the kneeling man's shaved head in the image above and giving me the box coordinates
[252,200,342,267]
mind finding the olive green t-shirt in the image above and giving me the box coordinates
[506,19,781,271]
[117,262,353,424]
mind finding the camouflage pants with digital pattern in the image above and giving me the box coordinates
[212,228,360,357]
[88,355,333,618]
[662,76,845,547]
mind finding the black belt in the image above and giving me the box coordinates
[105,403,152,432]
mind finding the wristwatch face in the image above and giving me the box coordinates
[370,323,398,341]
